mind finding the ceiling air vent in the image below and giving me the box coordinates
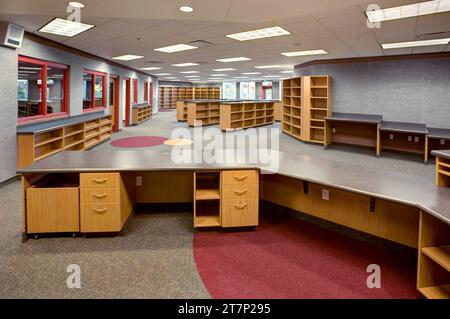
[186,40,214,48]
[145,60,165,64]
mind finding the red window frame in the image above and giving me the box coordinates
[18,55,70,124]
[144,81,149,102]
[133,79,138,104]
[83,69,107,112]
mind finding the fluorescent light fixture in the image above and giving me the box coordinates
[242,72,261,75]
[39,18,94,37]
[280,70,294,73]
[281,49,328,57]
[216,57,251,63]
[255,65,291,69]
[154,43,198,53]
[112,54,144,61]
[226,26,291,41]
[233,76,249,79]
[154,73,171,76]
[210,74,227,76]
[165,77,178,79]
[19,67,42,70]
[263,75,281,78]
[213,68,236,71]
[68,2,86,8]
[185,76,200,78]
[382,38,450,49]
[180,6,194,13]
[140,67,162,71]
[366,0,450,23]
[172,62,199,67]
[180,71,200,74]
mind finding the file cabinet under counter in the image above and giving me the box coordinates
[80,173,135,233]
[221,170,259,228]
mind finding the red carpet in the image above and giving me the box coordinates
[193,213,421,299]
[111,136,167,148]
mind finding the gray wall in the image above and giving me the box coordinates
[0,45,18,182]
[294,57,450,128]
[0,36,159,183]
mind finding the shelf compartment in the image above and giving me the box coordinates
[418,285,450,299]
[422,246,450,271]
[34,129,64,147]
[196,189,220,200]
[310,76,328,87]
[34,139,64,161]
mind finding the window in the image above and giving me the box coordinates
[83,70,106,110]
[144,81,149,102]
[133,79,138,104]
[239,82,256,100]
[222,82,237,100]
[18,56,69,122]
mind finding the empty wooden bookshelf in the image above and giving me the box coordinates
[220,102,275,131]
[187,101,221,127]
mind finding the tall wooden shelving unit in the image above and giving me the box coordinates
[158,86,220,109]
[282,75,332,145]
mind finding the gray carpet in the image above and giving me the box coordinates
[0,111,434,298]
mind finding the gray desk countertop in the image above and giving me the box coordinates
[428,128,450,140]
[17,148,450,225]
[380,121,428,134]
[324,112,383,124]
[432,149,450,160]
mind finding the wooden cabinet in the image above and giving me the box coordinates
[80,172,135,233]
[26,175,80,234]
[221,170,259,228]
[219,102,275,131]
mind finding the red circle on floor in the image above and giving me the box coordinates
[193,213,420,299]
[111,136,168,148]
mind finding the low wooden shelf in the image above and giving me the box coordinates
[220,102,275,131]
[17,115,113,168]
[132,104,153,125]
[194,172,221,228]
[433,151,450,186]
[187,101,221,127]
[160,86,221,109]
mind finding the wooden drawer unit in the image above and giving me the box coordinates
[80,188,119,203]
[222,170,259,185]
[221,170,259,228]
[26,175,80,234]
[81,203,121,233]
[222,198,259,228]
[222,183,258,199]
[80,173,119,188]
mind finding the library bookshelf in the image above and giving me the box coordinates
[176,100,188,122]
[436,156,450,186]
[159,86,221,109]
[187,101,221,127]
[220,102,275,131]
[194,171,222,228]
[17,115,113,168]
[282,76,332,144]
[417,212,450,299]
[132,104,152,125]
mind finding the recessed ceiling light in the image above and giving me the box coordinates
[254,65,284,69]
[382,38,450,49]
[140,67,162,71]
[281,49,328,57]
[226,26,291,41]
[112,54,144,61]
[366,0,450,23]
[216,57,251,63]
[154,73,171,76]
[233,76,249,79]
[165,77,178,79]
[38,17,94,37]
[68,1,86,8]
[179,6,194,13]
[263,75,281,78]
[210,74,227,76]
[180,71,200,74]
[213,68,236,71]
[172,62,199,67]
[185,75,200,78]
[280,70,294,73]
[242,72,261,75]
[154,43,198,53]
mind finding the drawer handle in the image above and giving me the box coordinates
[233,175,248,181]
[234,188,248,195]
[234,203,248,209]
[92,208,108,214]
[93,178,108,184]
[93,193,108,199]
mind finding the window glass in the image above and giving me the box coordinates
[94,75,103,107]
[239,82,256,100]
[46,67,65,114]
[83,72,92,109]
[222,82,237,99]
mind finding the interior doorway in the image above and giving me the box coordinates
[109,75,119,132]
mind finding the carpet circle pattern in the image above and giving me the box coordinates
[164,138,194,146]
[111,136,167,148]
[193,213,420,299]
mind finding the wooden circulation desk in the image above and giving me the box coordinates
[18,149,450,299]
